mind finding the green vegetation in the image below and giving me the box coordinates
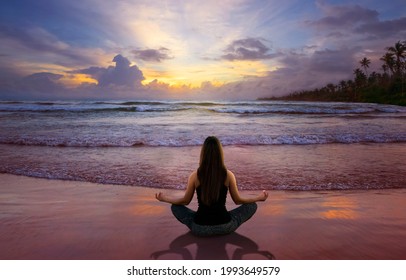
[261,41,406,106]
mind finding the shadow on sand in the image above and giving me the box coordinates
[151,231,275,260]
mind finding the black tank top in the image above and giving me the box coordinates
[194,185,231,225]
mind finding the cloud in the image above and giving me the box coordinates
[22,72,63,82]
[203,46,360,100]
[0,54,149,100]
[264,48,358,95]
[0,24,99,67]
[355,17,406,39]
[279,47,358,76]
[308,48,357,73]
[221,38,277,61]
[0,24,68,53]
[132,48,173,62]
[307,2,406,41]
[19,72,65,93]
[72,54,145,88]
[0,72,69,100]
[307,3,378,30]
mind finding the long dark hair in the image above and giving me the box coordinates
[197,136,227,206]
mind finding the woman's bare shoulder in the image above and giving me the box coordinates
[189,170,199,187]
[225,169,235,186]
[227,169,235,178]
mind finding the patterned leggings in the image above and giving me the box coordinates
[171,203,257,237]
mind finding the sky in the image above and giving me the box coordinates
[0,0,405,100]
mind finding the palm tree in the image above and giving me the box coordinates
[403,42,406,73]
[354,68,367,89]
[381,64,388,74]
[368,71,379,85]
[326,83,336,93]
[339,80,347,92]
[380,53,395,76]
[353,68,366,80]
[347,79,354,91]
[387,41,406,75]
[353,68,367,100]
[380,64,391,86]
[359,57,371,76]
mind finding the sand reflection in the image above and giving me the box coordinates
[151,232,274,260]
[131,203,166,216]
[320,195,358,220]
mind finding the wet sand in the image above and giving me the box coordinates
[1,174,406,260]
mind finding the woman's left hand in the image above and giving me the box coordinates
[155,192,165,202]
[258,190,269,201]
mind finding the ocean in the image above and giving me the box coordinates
[1,100,405,191]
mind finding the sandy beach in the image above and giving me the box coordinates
[1,173,406,260]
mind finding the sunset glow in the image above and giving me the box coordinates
[0,0,405,100]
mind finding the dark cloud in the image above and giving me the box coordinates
[0,24,98,67]
[307,3,406,41]
[2,72,69,99]
[279,47,358,86]
[308,48,357,73]
[0,66,24,97]
[279,48,357,75]
[132,48,173,62]
[0,24,63,53]
[355,17,406,39]
[307,4,378,30]
[20,72,64,91]
[72,54,145,88]
[221,38,277,61]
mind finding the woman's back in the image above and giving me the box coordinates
[194,184,231,225]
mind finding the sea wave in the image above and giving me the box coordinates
[210,105,405,115]
[1,100,405,115]
[1,133,405,147]
[0,172,389,191]
[0,167,401,191]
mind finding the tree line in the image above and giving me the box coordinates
[261,40,406,106]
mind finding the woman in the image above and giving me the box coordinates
[155,136,268,236]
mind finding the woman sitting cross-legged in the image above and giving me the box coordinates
[155,136,268,236]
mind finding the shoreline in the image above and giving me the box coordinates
[2,142,406,191]
[258,97,406,107]
[1,174,406,260]
[2,170,406,192]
